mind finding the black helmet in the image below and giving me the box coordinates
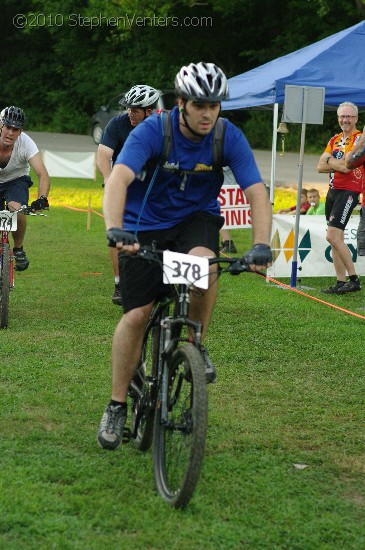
[0,106,26,128]
[120,85,160,109]
[175,62,229,102]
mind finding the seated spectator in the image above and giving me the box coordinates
[277,189,310,215]
[306,188,326,215]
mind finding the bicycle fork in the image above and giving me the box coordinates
[1,233,15,288]
[159,316,203,425]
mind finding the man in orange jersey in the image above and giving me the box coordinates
[317,102,364,294]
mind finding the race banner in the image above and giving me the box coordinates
[268,214,365,278]
[42,150,96,179]
[218,185,251,229]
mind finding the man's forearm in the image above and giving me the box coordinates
[245,183,272,245]
[346,138,365,169]
[97,157,112,181]
[96,146,114,182]
[103,181,126,229]
[38,173,50,197]
[102,164,135,229]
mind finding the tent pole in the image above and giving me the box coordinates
[290,88,309,287]
[270,103,279,204]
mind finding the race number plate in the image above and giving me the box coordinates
[163,250,209,290]
[0,211,17,231]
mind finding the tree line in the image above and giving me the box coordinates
[1,0,364,150]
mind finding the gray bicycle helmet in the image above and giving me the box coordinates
[120,85,160,108]
[0,106,26,128]
[175,62,229,102]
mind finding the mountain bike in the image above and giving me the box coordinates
[123,243,251,508]
[0,197,47,328]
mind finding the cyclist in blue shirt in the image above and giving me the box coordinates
[96,85,160,304]
[98,62,273,450]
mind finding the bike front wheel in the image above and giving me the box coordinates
[153,343,208,509]
[0,243,11,329]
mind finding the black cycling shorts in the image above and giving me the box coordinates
[119,211,224,313]
[325,188,359,230]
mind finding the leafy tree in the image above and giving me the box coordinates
[1,0,364,136]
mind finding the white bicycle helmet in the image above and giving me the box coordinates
[120,85,160,108]
[174,62,229,102]
[1,106,26,128]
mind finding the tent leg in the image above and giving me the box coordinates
[270,103,279,204]
[291,90,308,288]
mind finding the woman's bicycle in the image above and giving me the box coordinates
[123,243,251,508]
[0,197,47,328]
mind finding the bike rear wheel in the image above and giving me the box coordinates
[131,320,160,452]
[0,243,11,329]
[153,343,208,508]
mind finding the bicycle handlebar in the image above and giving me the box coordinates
[7,205,48,217]
[123,244,252,275]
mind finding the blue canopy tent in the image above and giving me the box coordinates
[222,20,365,202]
[222,20,365,110]
[221,20,365,287]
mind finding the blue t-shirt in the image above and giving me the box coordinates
[115,107,262,231]
[100,113,134,164]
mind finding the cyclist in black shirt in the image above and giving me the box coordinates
[96,85,160,305]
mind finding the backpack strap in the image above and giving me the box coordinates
[212,117,226,171]
[160,110,172,165]
[159,111,226,173]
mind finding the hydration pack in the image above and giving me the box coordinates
[158,110,227,174]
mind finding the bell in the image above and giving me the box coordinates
[277,122,289,134]
[277,121,289,157]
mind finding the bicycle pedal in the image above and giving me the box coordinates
[122,427,132,444]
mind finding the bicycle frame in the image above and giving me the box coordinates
[0,216,15,287]
[125,245,252,508]
[0,199,47,328]
[129,287,203,440]
[158,289,203,425]
[0,206,17,328]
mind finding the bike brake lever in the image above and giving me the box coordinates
[139,248,158,261]
[229,260,251,276]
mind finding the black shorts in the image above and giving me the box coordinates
[119,211,224,313]
[0,175,33,205]
[325,188,359,230]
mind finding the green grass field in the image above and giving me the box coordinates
[1,178,364,549]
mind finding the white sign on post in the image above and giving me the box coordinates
[281,85,325,286]
[282,85,325,125]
